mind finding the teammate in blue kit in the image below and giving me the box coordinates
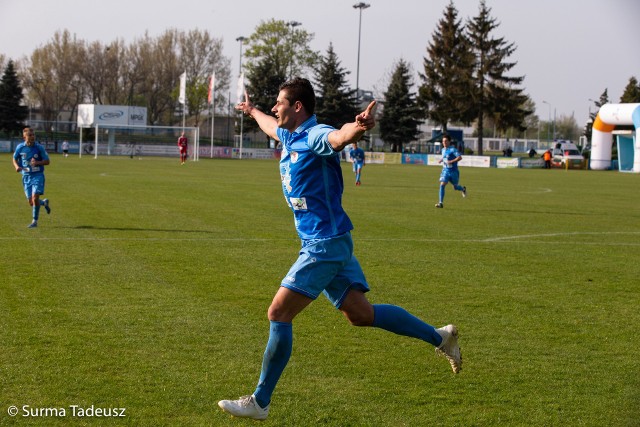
[219,78,461,421]
[12,127,51,228]
[349,141,365,186]
[435,134,466,208]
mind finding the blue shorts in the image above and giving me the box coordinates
[22,174,45,199]
[353,162,363,172]
[439,168,459,185]
[281,232,369,308]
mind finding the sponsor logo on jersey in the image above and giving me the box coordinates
[281,172,292,193]
[289,197,307,211]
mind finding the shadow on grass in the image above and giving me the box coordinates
[66,225,215,233]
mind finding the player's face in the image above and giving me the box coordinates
[272,90,298,131]
[23,129,35,146]
[442,138,450,148]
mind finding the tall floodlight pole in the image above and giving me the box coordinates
[236,36,246,74]
[543,100,552,143]
[287,21,302,80]
[210,73,215,158]
[236,36,246,159]
[353,2,370,104]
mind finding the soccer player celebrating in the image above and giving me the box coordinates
[218,78,462,421]
[177,131,188,164]
[435,134,467,208]
[12,127,51,228]
[349,141,366,186]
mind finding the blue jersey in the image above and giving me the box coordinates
[441,146,462,172]
[349,147,365,164]
[13,143,49,175]
[276,115,353,240]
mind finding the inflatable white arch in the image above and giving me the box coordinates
[590,103,640,171]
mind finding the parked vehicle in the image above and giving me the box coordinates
[551,141,585,168]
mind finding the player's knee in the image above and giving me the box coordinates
[267,303,293,322]
[347,313,373,327]
[342,308,374,327]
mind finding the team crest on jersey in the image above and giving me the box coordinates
[290,151,299,163]
[289,197,307,210]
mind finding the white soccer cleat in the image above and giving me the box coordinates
[435,324,462,374]
[218,394,269,420]
[461,186,467,198]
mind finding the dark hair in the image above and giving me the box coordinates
[279,77,316,115]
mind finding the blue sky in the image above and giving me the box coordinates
[2,0,639,124]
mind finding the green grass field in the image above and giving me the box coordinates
[1,154,639,426]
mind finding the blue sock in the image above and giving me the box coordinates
[253,321,293,409]
[454,184,463,191]
[372,304,442,347]
[356,171,361,182]
[439,185,445,203]
[33,205,40,221]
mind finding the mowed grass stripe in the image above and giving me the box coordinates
[0,154,638,426]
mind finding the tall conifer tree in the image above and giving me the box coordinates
[620,76,640,103]
[0,60,28,136]
[313,43,358,129]
[380,59,421,153]
[467,0,529,154]
[418,1,475,133]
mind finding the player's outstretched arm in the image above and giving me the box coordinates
[328,101,376,152]
[236,91,278,141]
[12,157,22,172]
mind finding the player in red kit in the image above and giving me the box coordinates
[177,132,188,165]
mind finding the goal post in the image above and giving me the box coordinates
[89,124,199,160]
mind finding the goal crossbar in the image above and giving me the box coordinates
[79,124,200,161]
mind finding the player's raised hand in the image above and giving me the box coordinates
[356,100,377,130]
[235,90,253,115]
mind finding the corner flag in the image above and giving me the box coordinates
[236,72,245,102]
[179,72,187,105]
[208,73,215,105]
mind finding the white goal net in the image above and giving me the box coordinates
[81,125,200,161]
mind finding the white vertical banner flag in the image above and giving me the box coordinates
[236,72,245,102]
[208,73,215,105]
[178,72,187,105]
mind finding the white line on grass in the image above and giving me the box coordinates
[482,231,640,242]
[2,231,640,245]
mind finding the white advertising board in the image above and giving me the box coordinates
[77,104,148,127]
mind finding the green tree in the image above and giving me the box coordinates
[620,76,640,103]
[0,54,7,73]
[555,114,580,141]
[380,59,421,153]
[585,89,609,141]
[418,1,475,133]
[519,97,538,140]
[0,60,29,135]
[178,29,230,127]
[23,30,85,132]
[243,19,319,133]
[467,0,529,155]
[243,55,287,136]
[313,43,358,129]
